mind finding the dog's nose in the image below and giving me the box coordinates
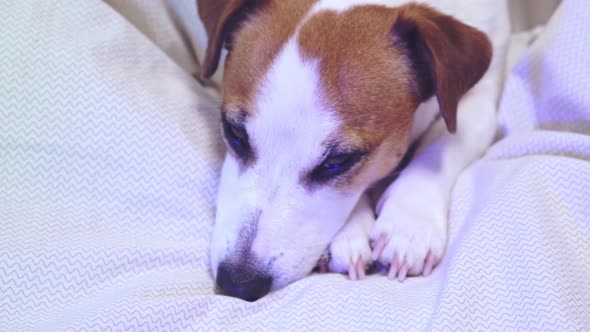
[216,262,272,302]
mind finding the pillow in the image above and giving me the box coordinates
[0,1,223,329]
[104,0,225,87]
[499,0,590,134]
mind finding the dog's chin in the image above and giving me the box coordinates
[282,251,329,283]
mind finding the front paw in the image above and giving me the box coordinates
[370,187,448,281]
[328,195,375,280]
[328,224,372,280]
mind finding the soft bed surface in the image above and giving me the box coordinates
[1,0,589,331]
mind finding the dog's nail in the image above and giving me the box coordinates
[423,251,434,277]
[387,265,397,280]
[398,261,408,282]
[348,261,358,281]
[357,257,365,279]
[387,255,400,280]
[371,234,387,260]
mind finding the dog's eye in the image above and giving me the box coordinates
[310,151,364,183]
[323,154,353,172]
[222,116,250,159]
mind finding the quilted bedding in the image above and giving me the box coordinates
[1,0,589,331]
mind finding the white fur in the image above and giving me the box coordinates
[212,0,511,289]
[212,37,363,289]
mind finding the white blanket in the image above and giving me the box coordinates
[1,0,588,331]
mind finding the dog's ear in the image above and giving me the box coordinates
[391,4,492,133]
[197,0,265,79]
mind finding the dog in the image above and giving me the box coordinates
[197,0,509,301]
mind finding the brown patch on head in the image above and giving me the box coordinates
[298,5,418,187]
[218,0,317,119]
[299,6,418,144]
[297,4,492,188]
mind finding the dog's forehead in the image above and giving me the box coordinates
[248,37,339,167]
[220,0,317,110]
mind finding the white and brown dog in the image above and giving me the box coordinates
[197,0,509,301]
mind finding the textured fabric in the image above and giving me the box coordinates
[103,0,225,87]
[1,0,589,331]
[0,1,224,330]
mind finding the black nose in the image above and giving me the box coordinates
[216,262,272,302]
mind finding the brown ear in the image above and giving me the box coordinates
[391,4,492,133]
[197,0,265,79]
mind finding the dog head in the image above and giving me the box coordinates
[198,0,491,301]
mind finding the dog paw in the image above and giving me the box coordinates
[328,223,372,280]
[328,195,375,280]
[370,182,447,281]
